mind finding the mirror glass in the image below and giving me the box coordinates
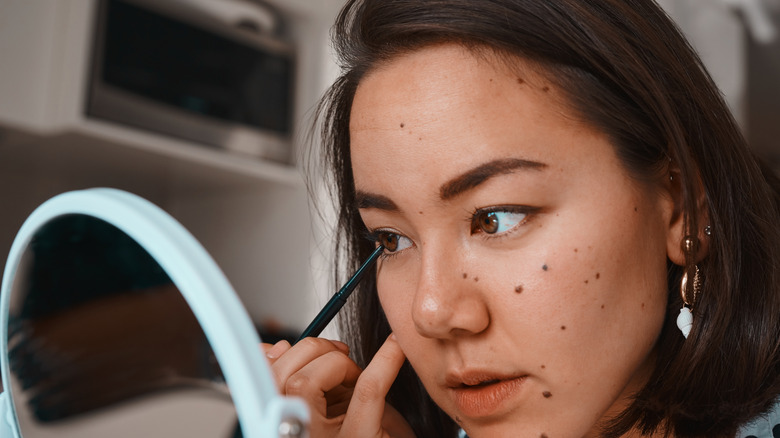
[5,214,241,437]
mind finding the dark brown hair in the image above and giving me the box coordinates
[311,1,780,436]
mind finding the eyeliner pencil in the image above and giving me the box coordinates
[295,245,385,344]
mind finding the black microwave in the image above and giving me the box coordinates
[87,0,295,163]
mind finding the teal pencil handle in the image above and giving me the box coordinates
[295,245,384,344]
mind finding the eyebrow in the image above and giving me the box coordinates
[439,158,547,200]
[354,157,547,211]
[355,191,398,211]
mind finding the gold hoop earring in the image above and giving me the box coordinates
[676,265,701,339]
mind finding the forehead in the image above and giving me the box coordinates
[350,44,560,131]
[348,44,605,188]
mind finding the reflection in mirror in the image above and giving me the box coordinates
[6,214,239,437]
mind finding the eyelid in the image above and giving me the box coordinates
[470,205,539,236]
[362,228,414,256]
[362,228,394,243]
[476,205,538,215]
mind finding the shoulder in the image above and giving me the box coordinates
[738,398,780,438]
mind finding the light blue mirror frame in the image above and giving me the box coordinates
[0,188,308,437]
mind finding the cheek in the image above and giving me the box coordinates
[521,209,668,392]
[547,215,667,333]
[376,261,418,333]
[375,267,441,377]
[479,198,668,343]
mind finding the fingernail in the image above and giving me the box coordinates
[266,340,288,359]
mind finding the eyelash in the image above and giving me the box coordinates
[363,205,538,258]
[468,205,538,238]
[363,229,410,260]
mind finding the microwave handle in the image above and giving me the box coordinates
[168,0,278,34]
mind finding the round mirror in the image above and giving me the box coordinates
[7,214,235,437]
[0,189,308,438]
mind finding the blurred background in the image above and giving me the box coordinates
[0,0,346,339]
[0,1,346,434]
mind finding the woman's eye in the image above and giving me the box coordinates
[471,208,529,235]
[377,231,413,253]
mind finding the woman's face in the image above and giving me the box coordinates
[350,44,675,437]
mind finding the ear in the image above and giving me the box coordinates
[666,168,710,266]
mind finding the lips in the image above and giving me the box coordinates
[446,370,527,418]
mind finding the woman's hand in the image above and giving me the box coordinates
[262,334,416,438]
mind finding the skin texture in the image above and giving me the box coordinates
[350,44,682,437]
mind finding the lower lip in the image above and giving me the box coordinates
[450,377,526,418]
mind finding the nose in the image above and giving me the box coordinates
[411,251,490,339]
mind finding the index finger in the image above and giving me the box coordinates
[340,334,406,436]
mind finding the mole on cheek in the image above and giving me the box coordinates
[462,273,468,279]
[560,325,566,330]
[541,434,549,438]
[474,276,479,282]
[540,364,546,369]
[601,304,606,309]
[400,122,405,128]
[542,86,550,92]
[542,264,548,271]
[515,284,523,293]
[542,391,552,398]
[596,272,600,279]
